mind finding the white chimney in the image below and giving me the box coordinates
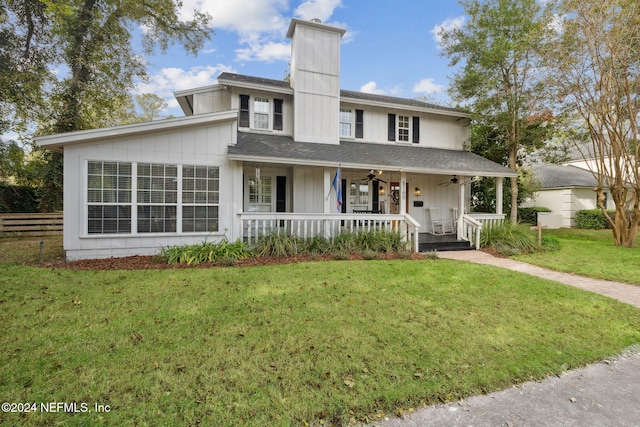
[286,18,346,144]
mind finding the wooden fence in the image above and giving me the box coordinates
[0,212,63,236]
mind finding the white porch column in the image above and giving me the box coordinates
[458,182,465,236]
[323,168,332,214]
[496,177,503,215]
[400,171,407,215]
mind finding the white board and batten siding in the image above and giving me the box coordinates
[61,117,243,260]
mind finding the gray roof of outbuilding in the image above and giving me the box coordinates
[530,163,599,188]
[228,132,517,177]
[217,72,467,116]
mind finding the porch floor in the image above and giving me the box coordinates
[418,233,473,252]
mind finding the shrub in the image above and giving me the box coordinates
[160,239,254,265]
[254,233,298,258]
[0,184,39,213]
[480,222,539,255]
[518,206,552,225]
[575,209,618,229]
[253,230,408,258]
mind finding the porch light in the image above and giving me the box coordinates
[414,187,421,196]
[379,186,385,195]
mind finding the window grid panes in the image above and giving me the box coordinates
[339,109,353,137]
[398,115,410,142]
[137,163,177,233]
[182,166,220,232]
[254,98,270,129]
[87,161,132,234]
[248,177,272,212]
[349,182,369,211]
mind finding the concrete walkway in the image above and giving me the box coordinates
[370,250,640,427]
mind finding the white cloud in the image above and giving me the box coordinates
[294,0,343,22]
[179,0,289,35]
[235,38,290,62]
[413,78,445,95]
[178,0,348,62]
[136,65,235,112]
[431,16,465,48]
[360,81,386,95]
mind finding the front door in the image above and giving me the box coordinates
[389,182,409,214]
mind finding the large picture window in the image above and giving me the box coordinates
[87,161,132,234]
[87,161,220,235]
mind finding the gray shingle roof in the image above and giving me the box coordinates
[218,72,291,91]
[217,72,467,115]
[228,132,517,177]
[530,163,599,188]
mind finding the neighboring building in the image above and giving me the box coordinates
[522,163,614,228]
[36,18,516,260]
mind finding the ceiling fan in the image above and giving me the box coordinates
[359,170,387,183]
[439,175,478,186]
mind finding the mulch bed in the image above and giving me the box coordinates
[40,252,426,271]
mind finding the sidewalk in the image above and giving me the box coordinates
[370,250,640,427]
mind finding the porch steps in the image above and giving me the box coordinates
[418,233,473,252]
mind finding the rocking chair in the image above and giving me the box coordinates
[428,207,454,235]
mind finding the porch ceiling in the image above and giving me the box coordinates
[228,132,518,177]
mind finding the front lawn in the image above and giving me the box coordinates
[514,228,640,285]
[1,259,639,426]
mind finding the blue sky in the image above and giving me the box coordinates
[138,0,467,116]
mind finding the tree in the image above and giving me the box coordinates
[440,0,554,222]
[469,119,541,214]
[544,0,640,247]
[1,0,213,210]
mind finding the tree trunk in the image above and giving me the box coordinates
[509,147,518,223]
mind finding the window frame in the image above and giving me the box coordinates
[238,94,284,132]
[85,161,221,236]
[388,113,419,144]
[87,161,132,234]
[339,108,354,138]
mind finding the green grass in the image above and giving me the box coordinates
[514,228,640,285]
[1,258,639,426]
[0,235,65,264]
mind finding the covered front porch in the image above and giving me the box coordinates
[228,132,516,251]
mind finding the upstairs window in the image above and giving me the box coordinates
[254,98,269,129]
[388,113,420,143]
[398,115,410,142]
[339,108,363,139]
[339,109,353,137]
[239,95,284,131]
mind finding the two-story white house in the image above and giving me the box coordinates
[36,18,516,260]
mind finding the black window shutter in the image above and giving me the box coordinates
[388,114,396,141]
[372,180,379,212]
[355,109,364,139]
[239,95,250,128]
[412,116,420,143]
[273,99,283,130]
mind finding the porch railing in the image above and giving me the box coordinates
[460,214,483,250]
[459,213,506,250]
[239,212,421,252]
[467,213,506,229]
